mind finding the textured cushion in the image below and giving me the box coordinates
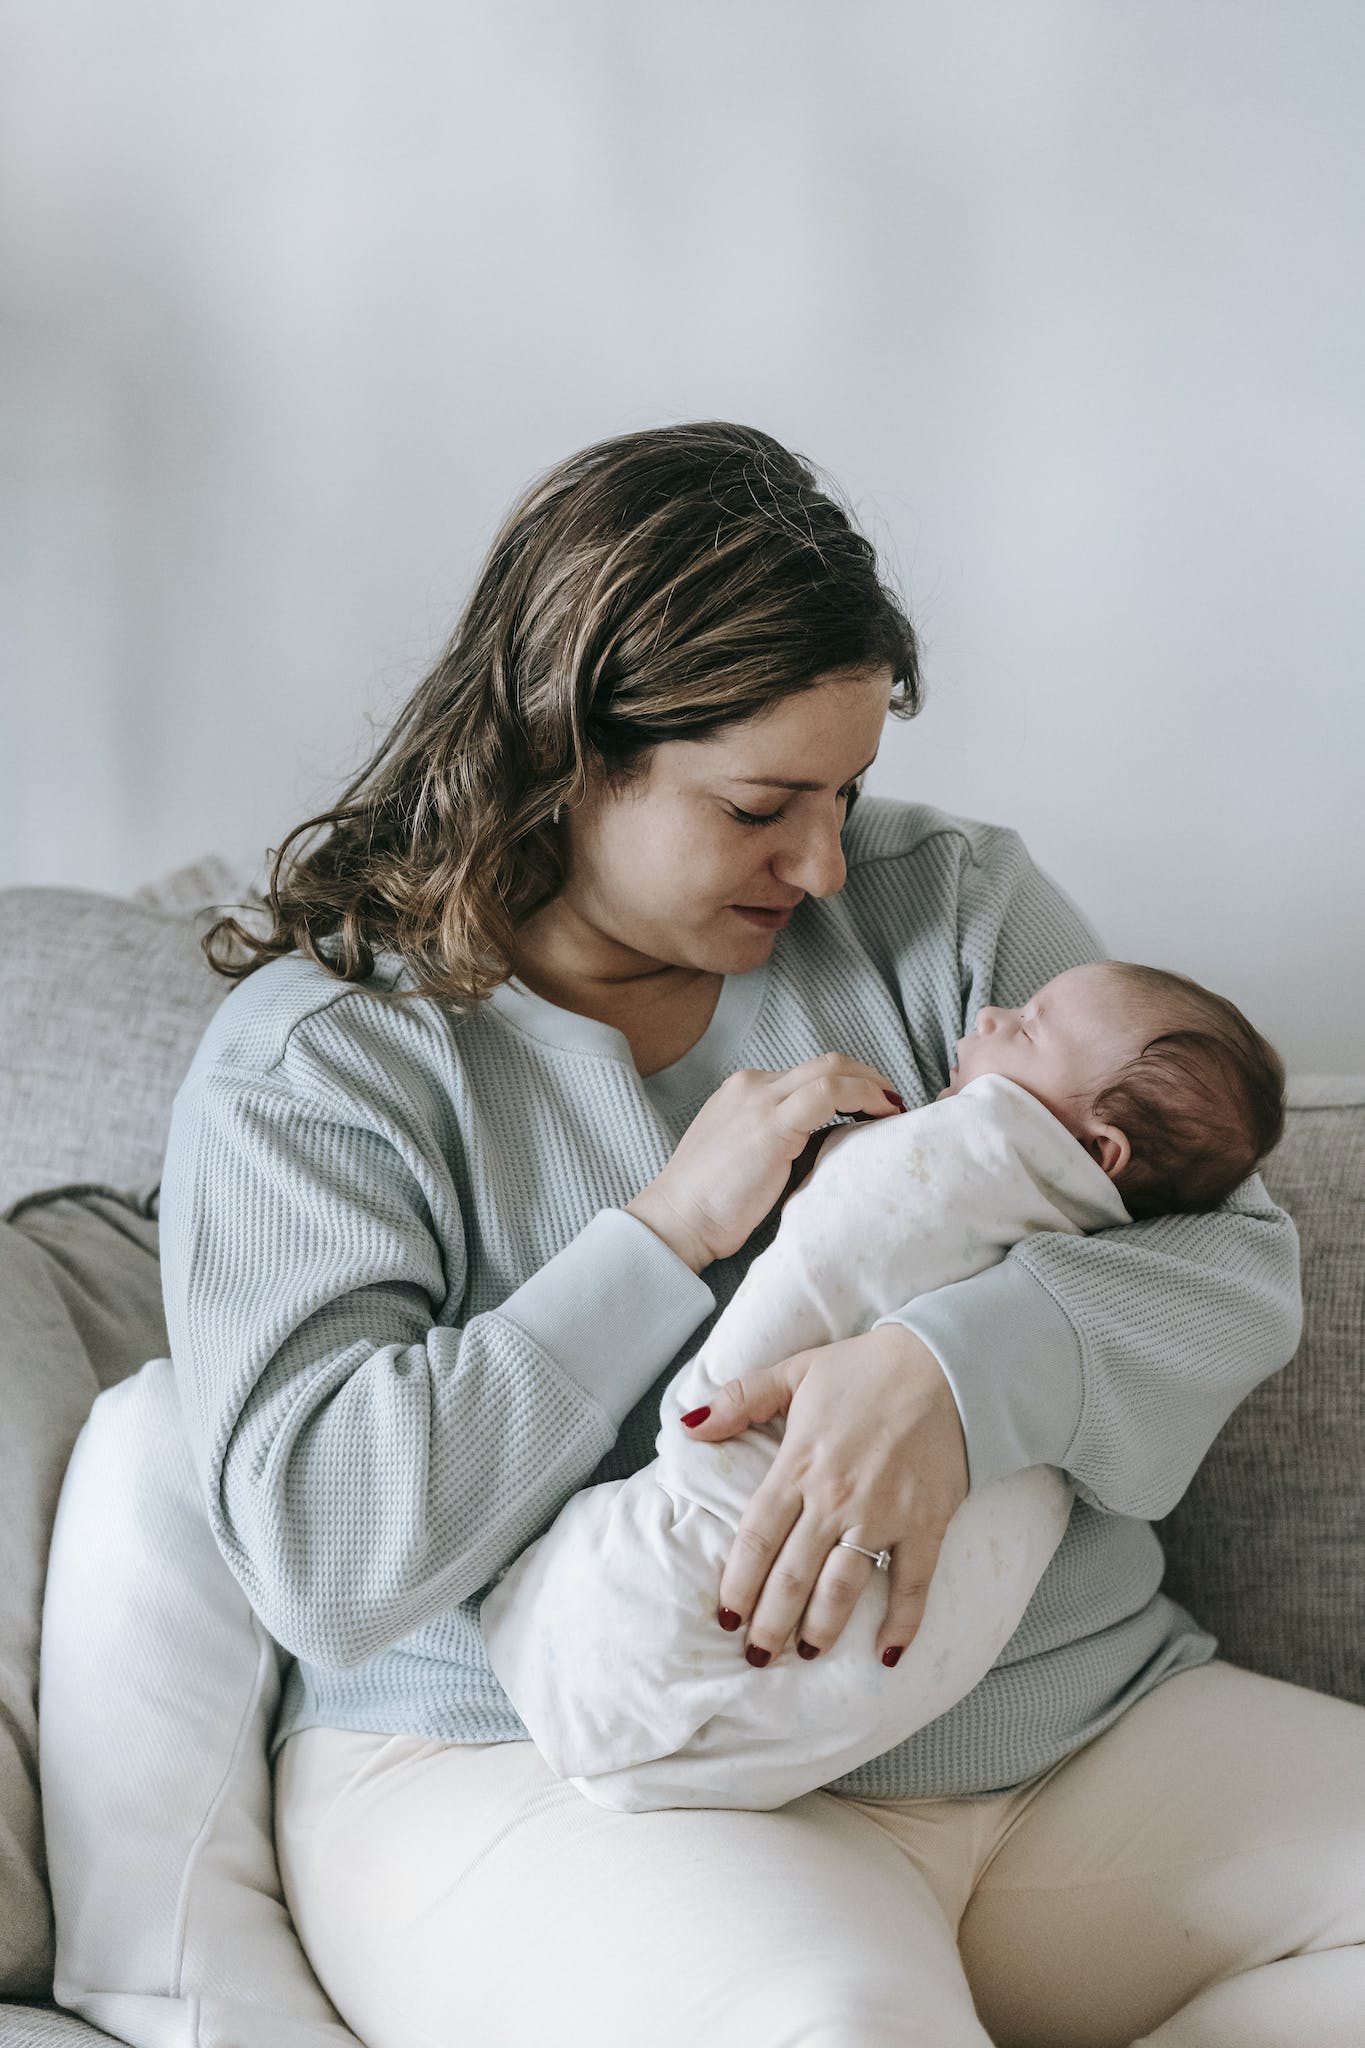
[0,890,230,1217]
[0,2005,124,2045]
[131,853,267,922]
[39,1358,361,2048]
[1159,1086,1365,1706]
[0,1192,164,1999]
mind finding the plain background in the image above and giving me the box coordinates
[2,2,1362,1072]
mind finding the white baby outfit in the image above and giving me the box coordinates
[480,1073,1131,1811]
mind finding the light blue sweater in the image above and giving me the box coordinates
[159,799,1301,1798]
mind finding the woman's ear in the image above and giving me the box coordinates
[1085,1122,1131,1180]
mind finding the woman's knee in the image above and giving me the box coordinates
[274,1732,994,2048]
[713,1955,992,2048]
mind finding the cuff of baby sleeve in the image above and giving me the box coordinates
[872,1256,1083,1492]
[496,1207,717,1429]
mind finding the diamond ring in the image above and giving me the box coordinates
[837,1538,892,1572]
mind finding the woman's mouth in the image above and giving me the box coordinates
[733,905,794,929]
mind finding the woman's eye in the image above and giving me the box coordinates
[729,779,862,829]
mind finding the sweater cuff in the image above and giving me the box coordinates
[872,1256,1083,1492]
[495,1208,717,1429]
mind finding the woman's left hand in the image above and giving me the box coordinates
[681,1325,969,1667]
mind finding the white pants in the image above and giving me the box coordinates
[273,1662,1365,2048]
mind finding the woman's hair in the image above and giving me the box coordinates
[205,421,922,1007]
[1090,963,1286,1218]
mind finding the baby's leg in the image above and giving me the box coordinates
[480,1435,1073,1810]
[480,1453,769,1779]
[571,1464,1072,1811]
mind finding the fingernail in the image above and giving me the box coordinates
[797,1640,821,1660]
[882,1645,903,1668]
[883,1091,906,1111]
[718,1607,742,1632]
[681,1406,711,1428]
[745,1645,771,1668]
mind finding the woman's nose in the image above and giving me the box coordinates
[777,819,847,898]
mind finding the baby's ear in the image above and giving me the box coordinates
[1086,1123,1131,1179]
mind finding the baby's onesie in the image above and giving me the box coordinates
[479,1073,1131,1810]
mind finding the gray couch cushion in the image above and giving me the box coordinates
[0,1194,165,1999]
[1159,1089,1365,1706]
[0,890,230,1218]
[0,2005,122,2045]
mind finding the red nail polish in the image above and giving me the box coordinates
[883,1091,906,1110]
[882,1645,903,1668]
[797,1640,821,1660]
[745,1645,771,1667]
[681,1406,711,1427]
[718,1607,742,1631]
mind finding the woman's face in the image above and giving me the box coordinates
[521,665,894,988]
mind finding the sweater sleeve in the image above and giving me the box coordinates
[872,824,1303,1514]
[159,1015,716,1672]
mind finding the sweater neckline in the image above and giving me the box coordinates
[485,957,772,1108]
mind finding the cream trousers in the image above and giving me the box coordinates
[273,1662,1365,2048]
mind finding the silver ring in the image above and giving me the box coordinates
[837,1538,892,1572]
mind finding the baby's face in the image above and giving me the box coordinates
[939,964,1145,1135]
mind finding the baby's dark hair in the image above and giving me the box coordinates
[1088,963,1286,1219]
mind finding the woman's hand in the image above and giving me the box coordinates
[626,1054,905,1272]
[681,1325,969,1667]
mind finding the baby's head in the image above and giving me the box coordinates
[941,961,1285,1218]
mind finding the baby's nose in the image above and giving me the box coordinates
[977,1006,1002,1034]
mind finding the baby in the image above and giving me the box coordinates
[480,959,1285,1812]
[934,960,1285,1219]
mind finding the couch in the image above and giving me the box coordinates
[1,870,1361,2046]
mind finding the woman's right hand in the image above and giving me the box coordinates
[625,1055,906,1273]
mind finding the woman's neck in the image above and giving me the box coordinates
[508,902,714,1024]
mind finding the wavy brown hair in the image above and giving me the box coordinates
[205,421,923,1007]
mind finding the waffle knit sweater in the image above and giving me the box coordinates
[159,799,1302,1799]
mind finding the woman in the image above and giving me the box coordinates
[162,422,1365,2046]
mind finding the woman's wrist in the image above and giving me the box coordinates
[623,1189,711,1275]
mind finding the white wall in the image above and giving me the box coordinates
[3,1,1362,1070]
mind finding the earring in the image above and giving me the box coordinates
[552,803,562,826]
